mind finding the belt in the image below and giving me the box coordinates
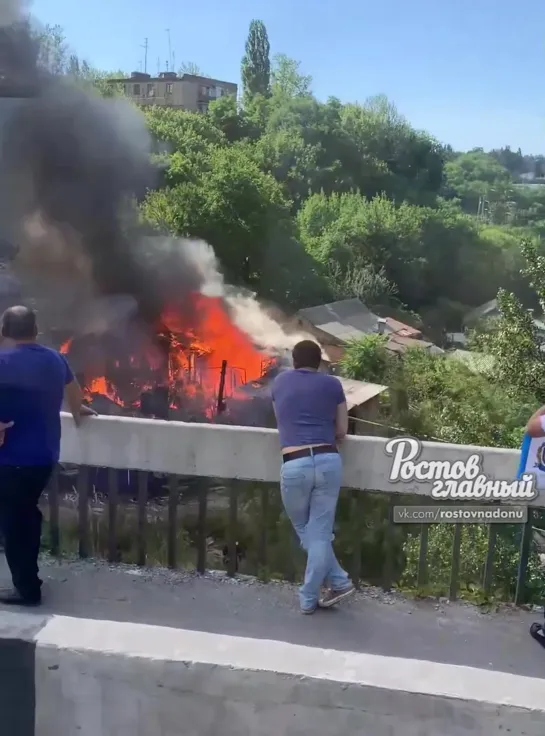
[282,445,338,463]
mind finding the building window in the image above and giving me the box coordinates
[216,86,223,97]
[147,83,155,97]
[165,82,173,94]
[132,83,141,96]
[200,85,208,96]
[198,103,208,113]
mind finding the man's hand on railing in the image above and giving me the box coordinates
[72,405,98,428]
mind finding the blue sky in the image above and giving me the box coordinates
[32,0,544,153]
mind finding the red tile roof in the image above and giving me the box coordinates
[384,318,421,338]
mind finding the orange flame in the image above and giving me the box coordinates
[62,293,272,417]
[60,338,72,355]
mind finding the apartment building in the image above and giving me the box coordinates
[110,71,237,112]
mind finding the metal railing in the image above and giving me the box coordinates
[48,415,539,605]
[41,466,541,606]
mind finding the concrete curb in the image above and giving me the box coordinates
[2,611,545,735]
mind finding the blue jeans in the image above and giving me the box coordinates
[280,452,350,610]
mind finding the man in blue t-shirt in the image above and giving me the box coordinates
[271,340,354,614]
[0,306,94,606]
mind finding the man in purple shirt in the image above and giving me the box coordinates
[271,340,354,614]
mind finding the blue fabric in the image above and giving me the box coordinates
[0,344,74,466]
[271,369,346,449]
[518,433,532,479]
[280,452,350,610]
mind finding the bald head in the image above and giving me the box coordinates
[1,305,37,341]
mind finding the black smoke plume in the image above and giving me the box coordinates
[0,11,205,339]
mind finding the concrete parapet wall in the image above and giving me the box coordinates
[2,610,545,735]
[59,413,528,501]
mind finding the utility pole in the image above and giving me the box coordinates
[141,38,148,74]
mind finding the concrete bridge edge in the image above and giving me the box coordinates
[1,610,545,735]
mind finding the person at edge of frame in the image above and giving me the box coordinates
[0,305,95,607]
[524,406,545,647]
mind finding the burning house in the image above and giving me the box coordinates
[57,291,280,424]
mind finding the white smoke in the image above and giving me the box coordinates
[183,237,320,355]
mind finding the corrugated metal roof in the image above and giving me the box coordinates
[237,372,387,411]
[336,377,388,411]
[386,334,444,355]
[298,299,380,342]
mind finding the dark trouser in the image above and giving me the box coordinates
[0,465,53,601]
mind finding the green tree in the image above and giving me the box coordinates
[34,23,68,75]
[471,240,545,402]
[241,20,271,101]
[443,150,514,219]
[271,54,312,98]
[178,61,205,76]
[339,96,444,204]
[208,95,250,143]
[327,260,396,306]
[340,336,533,448]
[141,124,291,289]
[339,334,394,384]
[30,22,124,97]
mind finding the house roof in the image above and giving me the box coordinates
[386,334,444,355]
[336,377,388,411]
[235,371,387,411]
[463,299,498,326]
[384,317,421,338]
[298,299,380,343]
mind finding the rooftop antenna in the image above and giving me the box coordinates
[166,28,172,71]
[140,38,148,74]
